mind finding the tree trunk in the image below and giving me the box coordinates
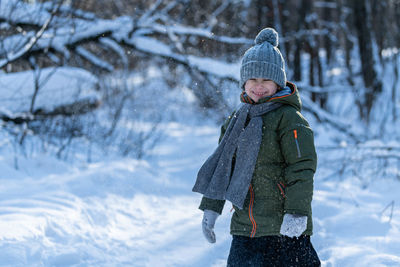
[352,0,382,121]
[292,0,310,82]
[293,40,302,81]
[257,0,270,29]
[323,2,333,65]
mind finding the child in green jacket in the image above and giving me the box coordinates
[193,28,320,266]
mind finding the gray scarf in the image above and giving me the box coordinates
[192,101,282,209]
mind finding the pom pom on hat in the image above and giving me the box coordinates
[254,28,279,47]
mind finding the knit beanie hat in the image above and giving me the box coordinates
[240,28,287,89]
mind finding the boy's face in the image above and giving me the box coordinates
[244,78,278,102]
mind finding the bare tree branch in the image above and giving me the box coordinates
[0,0,63,68]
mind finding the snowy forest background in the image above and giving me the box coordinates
[1,0,400,266]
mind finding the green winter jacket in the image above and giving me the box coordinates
[199,81,317,237]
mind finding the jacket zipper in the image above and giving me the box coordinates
[249,185,257,238]
[277,182,286,198]
[293,129,301,158]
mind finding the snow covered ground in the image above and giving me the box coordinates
[1,109,400,266]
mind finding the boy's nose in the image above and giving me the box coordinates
[254,82,263,89]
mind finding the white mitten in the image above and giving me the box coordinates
[280,213,307,238]
[202,209,219,243]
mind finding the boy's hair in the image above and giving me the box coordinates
[240,28,287,90]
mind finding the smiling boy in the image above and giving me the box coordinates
[244,78,278,101]
[193,28,320,266]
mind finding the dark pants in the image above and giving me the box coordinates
[227,235,320,267]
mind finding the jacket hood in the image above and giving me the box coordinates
[268,81,301,111]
